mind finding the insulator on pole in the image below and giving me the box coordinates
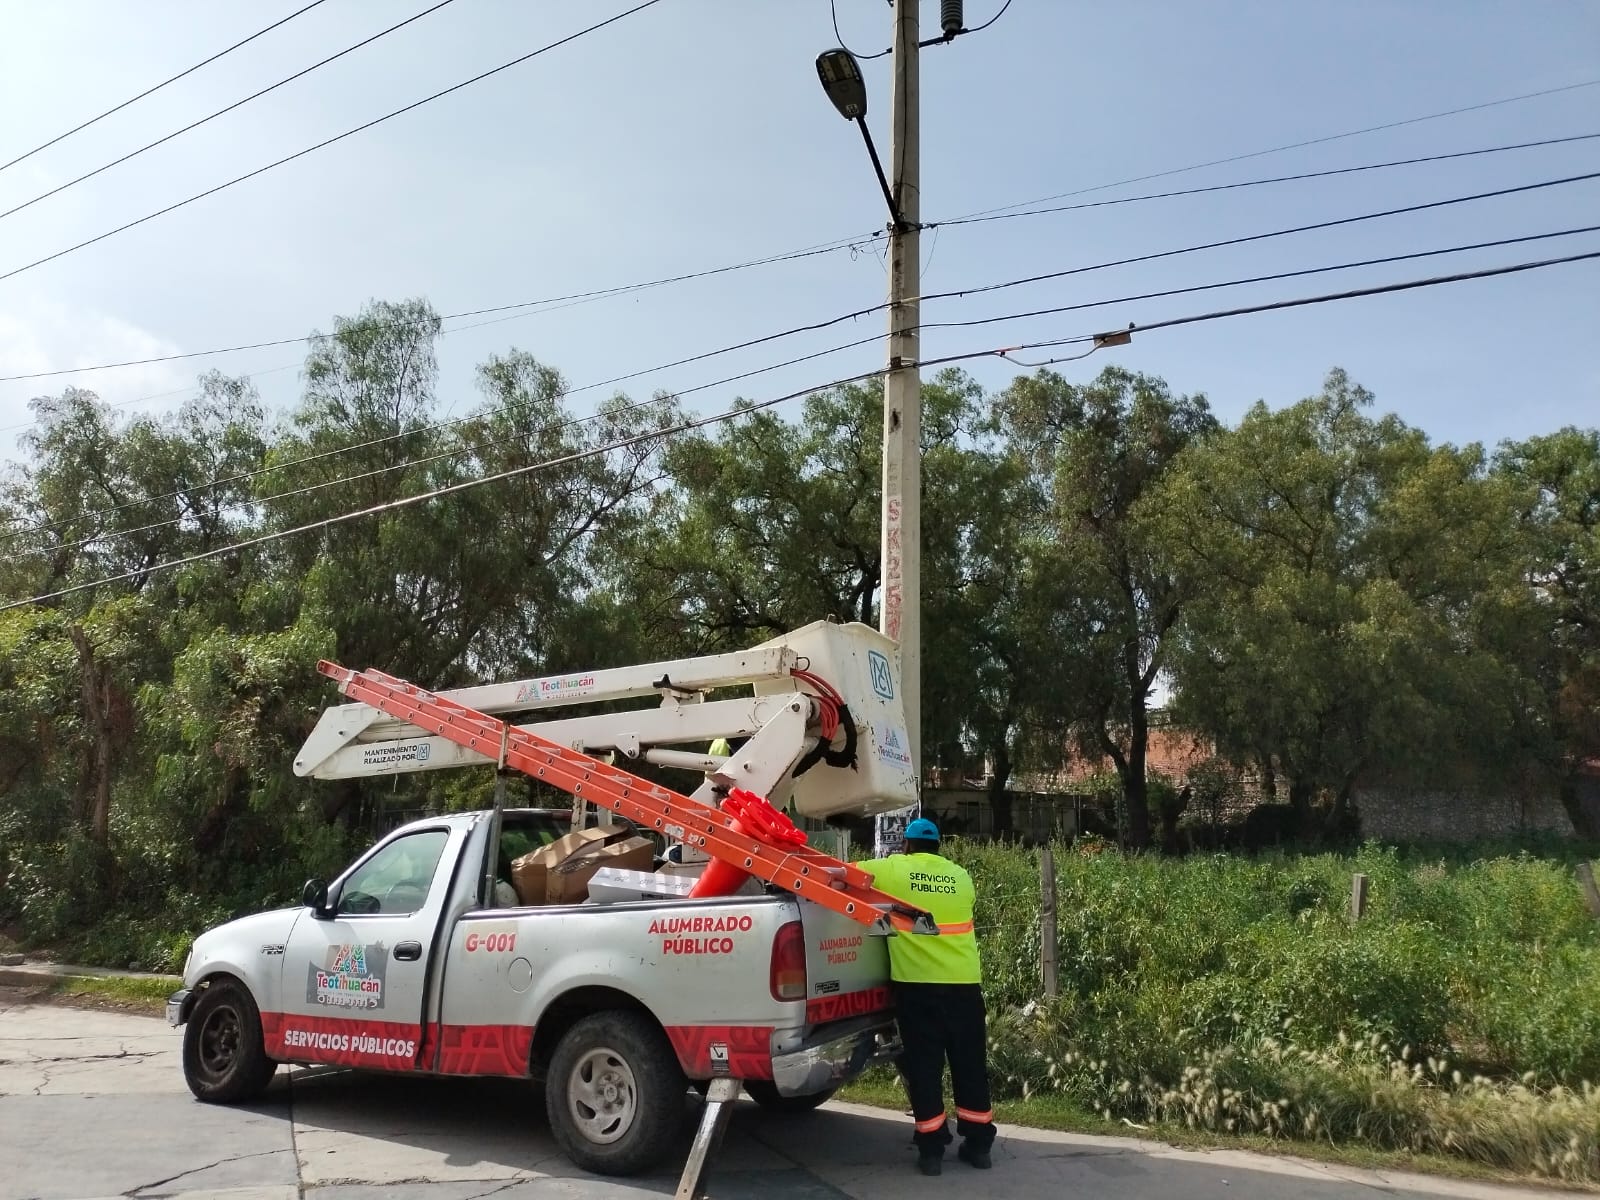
[941,0,963,40]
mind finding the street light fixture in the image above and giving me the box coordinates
[815,48,905,230]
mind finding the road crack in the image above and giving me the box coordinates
[122,1148,289,1197]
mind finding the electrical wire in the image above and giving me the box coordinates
[933,132,1600,230]
[0,0,464,224]
[0,365,893,612]
[962,0,1016,35]
[0,230,873,384]
[918,168,1600,307]
[917,248,1600,375]
[829,0,890,60]
[9,327,891,559]
[6,130,1588,387]
[0,0,332,175]
[7,245,1596,610]
[950,76,1600,223]
[6,177,1593,544]
[0,0,668,286]
[919,223,1600,335]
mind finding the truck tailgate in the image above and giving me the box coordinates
[796,900,893,1026]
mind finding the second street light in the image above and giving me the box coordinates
[815,49,906,231]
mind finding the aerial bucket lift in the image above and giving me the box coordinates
[295,618,933,933]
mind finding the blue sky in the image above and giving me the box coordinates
[0,0,1596,463]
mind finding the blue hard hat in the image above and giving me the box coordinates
[905,817,941,843]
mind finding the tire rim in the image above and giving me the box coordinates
[197,1001,242,1080]
[566,1045,638,1145]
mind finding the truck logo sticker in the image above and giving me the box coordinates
[867,650,894,699]
[515,672,598,704]
[307,942,388,1010]
[874,725,912,770]
[709,1042,730,1074]
[359,741,432,768]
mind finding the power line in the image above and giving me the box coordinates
[0,0,464,224]
[933,132,1600,230]
[7,246,1596,604]
[829,0,889,60]
[919,168,1600,306]
[0,0,669,286]
[0,0,332,175]
[921,224,1600,335]
[962,0,1016,36]
[5,170,1593,540]
[10,328,889,560]
[0,231,871,384]
[0,365,892,612]
[951,77,1600,223]
[6,131,1589,387]
[918,248,1600,374]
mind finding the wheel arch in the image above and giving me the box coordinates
[528,985,657,1082]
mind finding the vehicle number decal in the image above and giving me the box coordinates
[464,927,517,953]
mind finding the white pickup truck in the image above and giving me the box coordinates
[168,805,898,1175]
[168,620,922,1178]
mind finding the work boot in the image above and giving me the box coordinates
[917,1152,944,1177]
[958,1141,992,1170]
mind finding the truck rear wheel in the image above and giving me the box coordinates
[544,1011,687,1176]
[182,979,277,1103]
[744,1080,837,1113]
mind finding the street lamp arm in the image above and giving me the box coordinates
[856,117,908,231]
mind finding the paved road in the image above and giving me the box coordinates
[0,996,1567,1200]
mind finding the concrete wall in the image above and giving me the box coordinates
[1354,785,1574,842]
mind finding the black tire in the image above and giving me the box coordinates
[544,1011,687,1176]
[744,1079,837,1113]
[182,978,277,1103]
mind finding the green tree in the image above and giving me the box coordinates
[995,365,1218,849]
[1496,428,1600,833]
[1157,369,1542,835]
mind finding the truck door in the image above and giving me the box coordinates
[268,823,461,1072]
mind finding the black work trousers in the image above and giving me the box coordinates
[893,981,996,1155]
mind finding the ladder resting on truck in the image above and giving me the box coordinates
[310,619,937,934]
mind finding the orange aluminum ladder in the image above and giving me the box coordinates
[316,661,936,934]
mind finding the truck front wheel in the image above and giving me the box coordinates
[545,1011,687,1176]
[182,979,277,1103]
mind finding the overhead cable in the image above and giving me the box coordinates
[7,244,1596,607]
[0,0,668,285]
[0,0,464,223]
[0,0,332,175]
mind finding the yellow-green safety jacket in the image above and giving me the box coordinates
[859,851,982,984]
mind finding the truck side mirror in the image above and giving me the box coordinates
[302,878,331,917]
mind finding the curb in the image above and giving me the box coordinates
[0,961,180,990]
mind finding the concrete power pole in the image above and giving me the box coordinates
[875,0,921,855]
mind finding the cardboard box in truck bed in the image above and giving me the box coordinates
[548,836,655,904]
[511,826,624,905]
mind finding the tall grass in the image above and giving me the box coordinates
[951,839,1600,1182]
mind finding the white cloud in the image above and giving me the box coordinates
[0,302,195,455]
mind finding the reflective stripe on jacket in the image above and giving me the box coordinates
[859,851,982,984]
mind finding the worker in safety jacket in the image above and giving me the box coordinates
[860,817,995,1176]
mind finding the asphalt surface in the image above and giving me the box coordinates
[0,993,1573,1200]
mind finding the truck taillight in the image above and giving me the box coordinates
[770,920,807,1002]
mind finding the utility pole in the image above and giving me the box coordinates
[881,0,921,796]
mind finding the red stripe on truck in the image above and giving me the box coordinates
[262,1013,532,1077]
[430,1021,534,1076]
[261,1012,424,1070]
[806,985,894,1026]
[664,1025,776,1080]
